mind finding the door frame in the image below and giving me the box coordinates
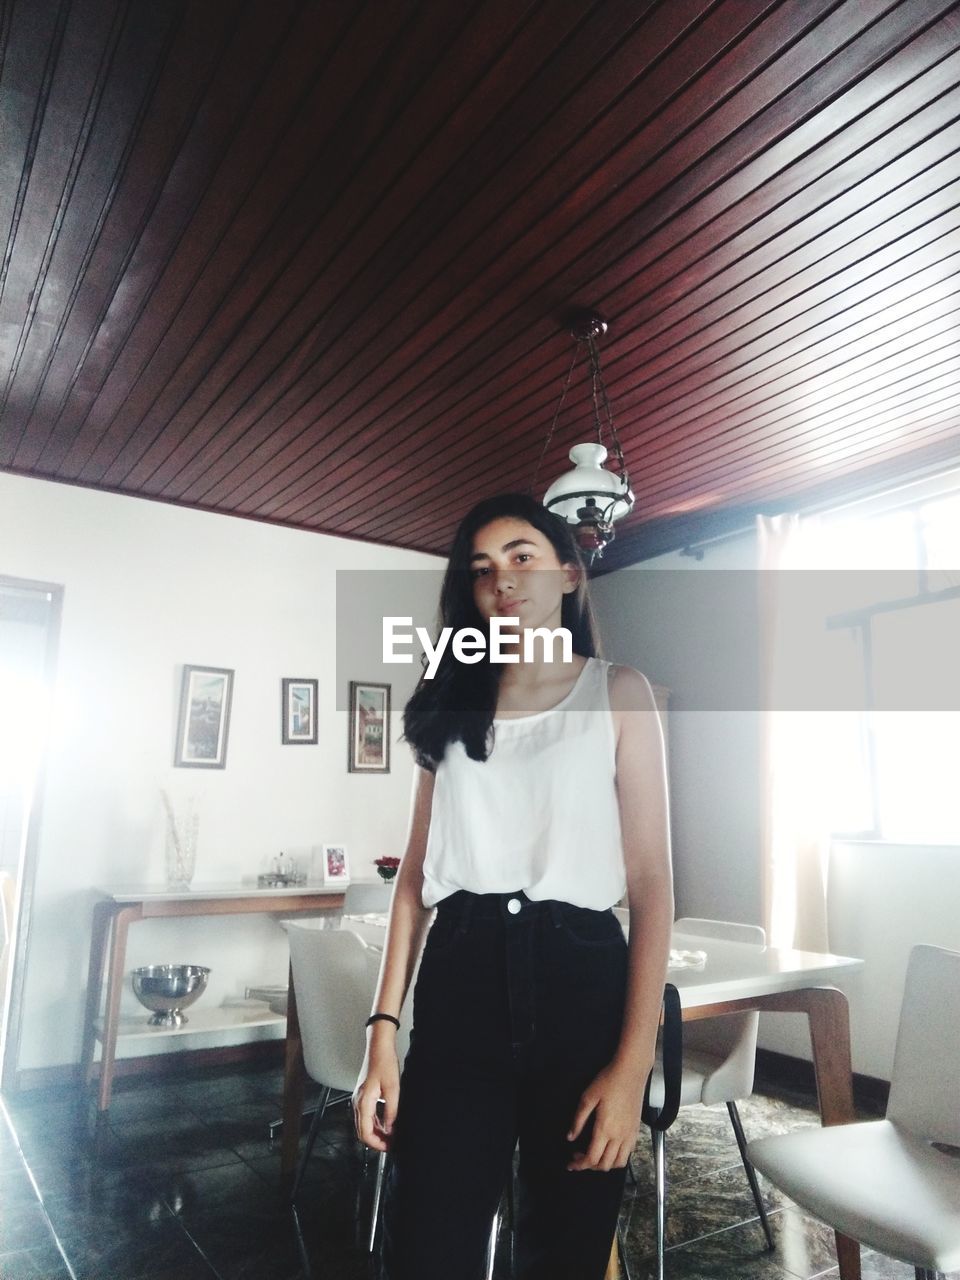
[0,575,64,1093]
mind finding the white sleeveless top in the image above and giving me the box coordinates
[421,656,626,910]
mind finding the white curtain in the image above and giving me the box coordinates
[757,514,833,952]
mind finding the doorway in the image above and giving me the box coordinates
[0,576,63,1093]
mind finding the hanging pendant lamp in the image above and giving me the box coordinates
[536,310,634,563]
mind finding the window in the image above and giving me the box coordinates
[814,487,960,844]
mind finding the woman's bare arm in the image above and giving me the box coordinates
[353,762,435,1151]
[566,665,674,1172]
[609,666,674,1074]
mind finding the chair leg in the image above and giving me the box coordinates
[290,1084,330,1201]
[652,1127,666,1280]
[616,1216,634,1280]
[369,1150,387,1253]
[506,1156,517,1278]
[289,1203,315,1280]
[726,1101,775,1251]
[486,1206,502,1280]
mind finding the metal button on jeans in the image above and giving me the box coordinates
[507,897,521,914]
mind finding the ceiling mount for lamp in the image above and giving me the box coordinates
[534,309,634,564]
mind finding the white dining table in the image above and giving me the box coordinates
[282,915,865,1280]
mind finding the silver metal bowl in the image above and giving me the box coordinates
[131,964,210,1027]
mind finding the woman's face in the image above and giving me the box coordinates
[469,516,578,633]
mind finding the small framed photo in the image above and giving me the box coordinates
[348,681,391,773]
[321,844,350,885]
[282,678,318,744]
[175,665,234,768]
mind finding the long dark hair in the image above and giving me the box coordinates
[402,493,601,770]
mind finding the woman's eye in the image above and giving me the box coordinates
[471,567,490,579]
[515,554,532,564]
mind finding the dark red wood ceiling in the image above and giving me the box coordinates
[2,0,960,567]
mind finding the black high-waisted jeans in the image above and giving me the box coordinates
[380,889,630,1280]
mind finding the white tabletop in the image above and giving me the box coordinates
[668,929,862,1007]
[340,916,863,1005]
[95,882,347,904]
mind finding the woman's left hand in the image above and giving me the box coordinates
[565,1058,650,1172]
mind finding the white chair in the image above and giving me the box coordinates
[748,944,960,1280]
[638,917,773,1280]
[284,920,506,1276]
[284,923,408,1214]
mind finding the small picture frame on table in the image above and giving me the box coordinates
[282,678,318,744]
[348,681,390,773]
[322,844,350,885]
[175,665,234,768]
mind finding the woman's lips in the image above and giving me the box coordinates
[497,598,527,614]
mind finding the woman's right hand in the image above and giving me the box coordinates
[353,1030,401,1152]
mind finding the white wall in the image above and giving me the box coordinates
[592,534,960,1082]
[590,538,764,926]
[827,840,960,1079]
[0,473,442,1072]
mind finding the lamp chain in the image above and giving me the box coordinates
[587,332,627,481]
[531,342,581,500]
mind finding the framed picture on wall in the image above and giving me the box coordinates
[281,678,318,744]
[348,681,390,773]
[175,665,234,768]
[321,844,350,884]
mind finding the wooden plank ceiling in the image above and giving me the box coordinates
[1,0,960,569]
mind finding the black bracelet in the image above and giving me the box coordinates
[365,1013,400,1030]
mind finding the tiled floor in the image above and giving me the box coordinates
[0,1063,951,1280]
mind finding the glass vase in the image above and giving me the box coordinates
[165,801,199,888]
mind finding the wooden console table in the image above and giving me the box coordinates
[80,883,345,1113]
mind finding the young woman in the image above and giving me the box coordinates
[352,493,673,1280]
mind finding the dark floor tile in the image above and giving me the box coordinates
[0,1165,44,1208]
[0,1146,30,1177]
[175,1075,275,1112]
[813,1248,960,1280]
[0,1200,58,1255]
[192,1101,281,1153]
[54,1218,207,1280]
[655,1222,795,1280]
[84,1114,246,1175]
[619,1166,784,1256]
[124,1263,220,1280]
[156,1160,283,1216]
[179,1206,310,1280]
[41,1178,172,1240]
[768,1207,847,1280]
[244,1153,284,1185]
[224,1136,288,1166]
[0,1147,27,1178]
[3,1087,79,1115]
[103,1088,192,1125]
[0,1125,24,1155]
[0,1245,71,1279]
[11,1114,93,1160]
[24,1149,160,1197]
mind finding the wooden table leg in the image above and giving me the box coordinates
[604,1237,620,1279]
[80,900,115,1086]
[96,904,140,1113]
[804,987,861,1280]
[756,987,861,1280]
[281,958,306,1189]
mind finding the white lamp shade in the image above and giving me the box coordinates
[543,443,634,524]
